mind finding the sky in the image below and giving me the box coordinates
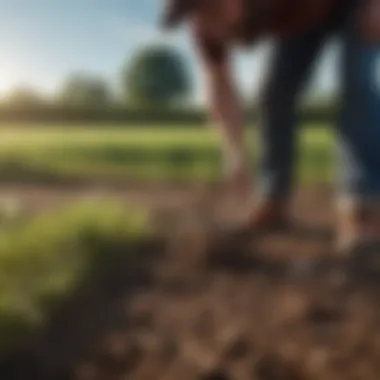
[0,0,341,104]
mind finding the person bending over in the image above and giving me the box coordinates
[161,0,380,253]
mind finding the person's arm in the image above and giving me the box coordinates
[193,29,251,191]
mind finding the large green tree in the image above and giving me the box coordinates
[123,45,192,107]
[57,73,112,107]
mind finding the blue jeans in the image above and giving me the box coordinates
[258,2,380,205]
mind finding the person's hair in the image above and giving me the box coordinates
[161,0,197,28]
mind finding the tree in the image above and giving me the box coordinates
[4,86,45,107]
[123,45,192,107]
[57,73,112,107]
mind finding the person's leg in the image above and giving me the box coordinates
[336,22,380,250]
[258,32,328,201]
[251,29,328,229]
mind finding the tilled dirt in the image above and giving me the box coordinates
[0,183,379,380]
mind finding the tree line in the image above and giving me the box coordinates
[0,43,337,124]
[3,45,193,109]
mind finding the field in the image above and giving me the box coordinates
[1,123,380,380]
[0,122,334,184]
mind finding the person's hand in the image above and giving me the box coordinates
[224,155,253,198]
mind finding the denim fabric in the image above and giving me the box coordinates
[257,1,380,204]
[337,31,380,202]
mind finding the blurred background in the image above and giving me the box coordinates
[0,1,349,372]
[0,0,340,189]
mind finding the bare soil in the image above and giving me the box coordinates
[0,183,379,380]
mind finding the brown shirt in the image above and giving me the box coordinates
[359,0,380,42]
[193,0,340,66]
[193,0,380,67]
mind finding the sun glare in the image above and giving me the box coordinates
[0,67,20,96]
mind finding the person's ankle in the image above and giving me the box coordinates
[335,197,379,254]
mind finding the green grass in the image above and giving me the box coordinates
[0,122,335,184]
[0,200,151,355]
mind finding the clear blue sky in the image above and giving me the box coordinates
[0,0,339,103]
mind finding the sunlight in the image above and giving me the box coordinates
[0,66,19,96]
